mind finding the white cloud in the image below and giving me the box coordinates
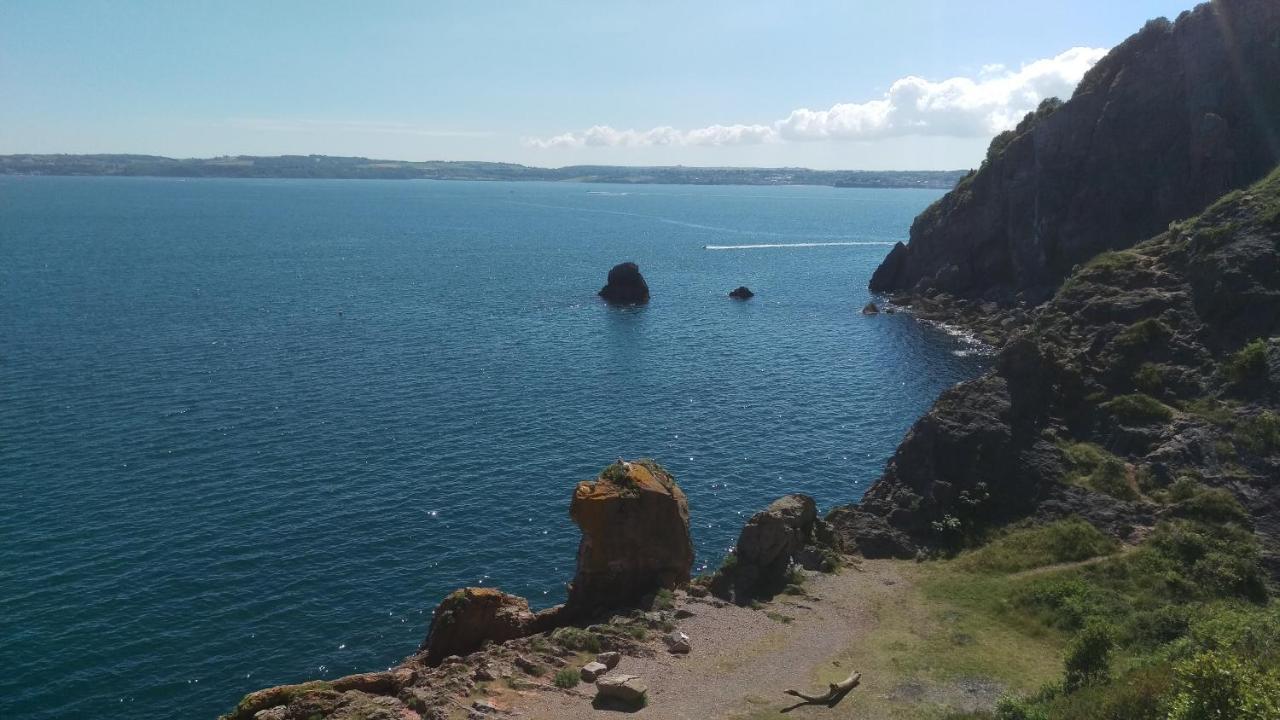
[526,46,1107,149]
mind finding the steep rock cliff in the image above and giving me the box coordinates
[839,168,1280,574]
[870,0,1280,303]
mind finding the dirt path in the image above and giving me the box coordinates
[488,560,911,720]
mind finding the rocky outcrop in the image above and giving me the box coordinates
[567,460,693,612]
[870,0,1280,304]
[729,286,754,299]
[861,302,879,315]
[598,262,650,304]
[418,587,552,665]
[837,168,1280,572]
[714,494,840,601]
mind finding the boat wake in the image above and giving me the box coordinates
[704,241,895,250]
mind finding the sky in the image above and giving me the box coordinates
[0,0,1198,170]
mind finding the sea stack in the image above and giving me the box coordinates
[566,459,693,612]
[598,262,650,304]
[729,286,754,300]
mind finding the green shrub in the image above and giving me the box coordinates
[1133,363,1166,394]
[1060,442,1139,500]
[995,693,1050,720]
[1113,318,1172,351]
[1234,411,1280,455]
[553,668,580,688]
[957,518,1118,574]
[550,626,602,652]
[1102,393,1174,425]
[1165,651,1280,720]
[1064,622,1115,690]
[653,588,675,610]
[1223,339,1269,385]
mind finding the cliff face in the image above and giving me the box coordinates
[838,168,1280,573]
[870,0,1280,303]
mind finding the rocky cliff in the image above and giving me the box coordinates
[870,0,1280,304]
[837,167,1280,575]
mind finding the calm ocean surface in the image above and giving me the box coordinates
[0,176,985,720]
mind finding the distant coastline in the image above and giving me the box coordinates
[0,154,967,189]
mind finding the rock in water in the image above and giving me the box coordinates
[598,262,650,304]
[862,302,879,315]
[595,675,648,706]
[566,460,693,613]
[419,587,538,664]
[729,286,754,299]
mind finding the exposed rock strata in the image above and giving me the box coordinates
[871,0,1280,305]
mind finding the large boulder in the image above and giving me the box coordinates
[595,675,648,707]
[419,587,542,664]
[598,262,650,304]
[716,494,839,601]
[566,460,693,613]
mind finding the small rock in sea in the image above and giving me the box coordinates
[580,661,609,682]
[862,302,880,315]
[884,306,896,314]
[595,674,648,706]
[663,630,692,654]
[674,608,695,619]
[596,651,621,669]
[598,262,650,304]
[729,286,754,299]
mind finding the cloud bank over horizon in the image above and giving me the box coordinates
[527,46,1107,150]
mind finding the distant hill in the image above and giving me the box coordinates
[0,154,967,189]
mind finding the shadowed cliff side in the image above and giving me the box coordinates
[836,167,1280,576]
[870,0,1280,305]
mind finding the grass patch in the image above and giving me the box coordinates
[1132,362,1166,394]
[1113,318,1172,352]
[1101,393,1174,425]
[1234,411,1280,455]
[764,611,794,624]
[653,588,675,610]
[550,626,602,653]
[552,668,580,688]
[1223,339,1270,385]
[954,519,1119,574]
[1060,442,1139,500]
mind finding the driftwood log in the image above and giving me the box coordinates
[783,671,861,706]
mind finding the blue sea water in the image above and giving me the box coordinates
[0,176,985,720]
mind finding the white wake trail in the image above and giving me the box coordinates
[704,241,896,250]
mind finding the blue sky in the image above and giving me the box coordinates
[1,0,1195,169]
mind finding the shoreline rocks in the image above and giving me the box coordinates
[598,262,650,304]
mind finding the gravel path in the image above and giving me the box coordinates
[503,559,909,720]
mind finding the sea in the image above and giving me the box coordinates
[0,176,987,720]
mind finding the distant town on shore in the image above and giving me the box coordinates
[0,154,968,189]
